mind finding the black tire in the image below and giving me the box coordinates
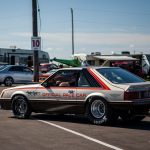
[4,77,14,86]
[11,95,32,119]
[86,98,117,125]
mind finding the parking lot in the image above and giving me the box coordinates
[0,85,150,150]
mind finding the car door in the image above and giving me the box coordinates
[76,69,103,113]
[22,67,33,82]
[36,70,79,113]
[8,66,23,83]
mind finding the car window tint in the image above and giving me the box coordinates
[9,66,23,72]
[83,69,102,87]
[45,70,79,87]
[97,68,145,84]
[78,73,90,87]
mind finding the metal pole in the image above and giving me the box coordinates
[32,0,39,82]
[71,8,74,55]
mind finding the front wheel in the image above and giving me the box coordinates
[86,98,115,125]
[11,95,32,119]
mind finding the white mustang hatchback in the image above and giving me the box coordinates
[0,67,150,125]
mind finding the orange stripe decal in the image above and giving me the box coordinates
[88,68,110,90]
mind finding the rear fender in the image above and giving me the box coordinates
[85,92,109,103]
[84,92,109,112]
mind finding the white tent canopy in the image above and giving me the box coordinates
[94,55,138,61]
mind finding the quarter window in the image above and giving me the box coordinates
[78,73,90,87]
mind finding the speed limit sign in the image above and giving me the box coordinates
[31,36,41,50]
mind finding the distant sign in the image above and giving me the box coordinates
[31,36,41,50]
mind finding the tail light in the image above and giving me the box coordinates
[124,91,140,100]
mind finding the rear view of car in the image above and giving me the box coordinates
[96,67,150,122]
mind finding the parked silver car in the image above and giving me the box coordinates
[0,65,33,86]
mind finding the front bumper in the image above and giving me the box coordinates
[0,98,11,110]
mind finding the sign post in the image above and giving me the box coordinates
[32,0,39,82]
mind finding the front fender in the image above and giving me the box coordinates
[11,91,29,100]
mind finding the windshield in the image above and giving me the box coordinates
[0,65,8,70]
[146,55,150,64]
[96,68,145,84]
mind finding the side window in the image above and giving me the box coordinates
[82,69,102,88]
[78,73,90,87]
[16,67,23,72]
[9,66,22,72]
[23,67,33,73]
[8,67,15,71]
[44,70,79,87]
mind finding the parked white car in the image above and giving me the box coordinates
[0,67,150,125]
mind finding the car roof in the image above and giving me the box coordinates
[58,66,120,71]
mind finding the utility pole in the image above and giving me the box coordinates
[71,8,74,55]
[32,0,39,82]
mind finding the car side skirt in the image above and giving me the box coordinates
[30,100,85,114]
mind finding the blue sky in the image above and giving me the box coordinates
[0,0,150,59]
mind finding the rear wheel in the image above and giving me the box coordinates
[12,95,32,119]
[86,98,118,125]
[4,77,14,86]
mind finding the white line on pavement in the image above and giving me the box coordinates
[38,120,123,150]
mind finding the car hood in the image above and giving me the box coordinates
[3,84,41,91]
[113,82,150,91]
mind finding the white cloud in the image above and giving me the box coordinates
[11,32,150,46]
[2,32,150,58]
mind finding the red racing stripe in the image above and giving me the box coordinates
[88,68,110,90]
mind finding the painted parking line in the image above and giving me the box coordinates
[38,120,123,150]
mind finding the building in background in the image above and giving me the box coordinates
[0,48,49,67]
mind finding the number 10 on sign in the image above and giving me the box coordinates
[31,37,41,50]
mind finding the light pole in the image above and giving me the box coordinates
[71,8,74,55]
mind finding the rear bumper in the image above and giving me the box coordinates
[110,99,150,106]
[109,99,150,115]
